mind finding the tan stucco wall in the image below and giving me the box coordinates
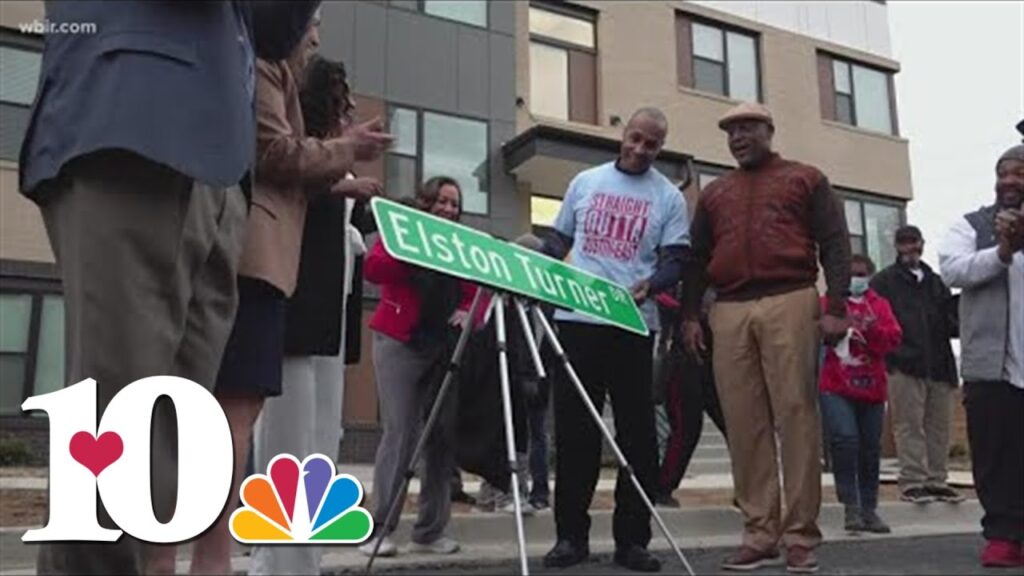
[0,1,44,30]
[515,0,913,200]
[1,2,49,264]
[0,162,53,263]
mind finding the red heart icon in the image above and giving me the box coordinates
[69,431,123,477]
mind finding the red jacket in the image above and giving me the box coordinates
[365,240,486,343]
[819,289,902,404]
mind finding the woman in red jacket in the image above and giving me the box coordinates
[820,254,903,534]
[359,176,483,558]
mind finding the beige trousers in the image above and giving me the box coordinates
[887,370,953,490]
[710,287,823,551]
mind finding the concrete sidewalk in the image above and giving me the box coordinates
[0,500,983,575]
[0,462,976,493]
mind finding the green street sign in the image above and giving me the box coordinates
[371,197,648,336]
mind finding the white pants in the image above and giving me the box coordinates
[249,335,346,574]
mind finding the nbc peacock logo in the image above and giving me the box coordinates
[229,453,373,544]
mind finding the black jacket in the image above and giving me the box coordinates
[283,198,373,357]
[871,260,958,384]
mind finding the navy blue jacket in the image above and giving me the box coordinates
[19,0,320,197]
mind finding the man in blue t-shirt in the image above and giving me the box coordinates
[535,108,690,573]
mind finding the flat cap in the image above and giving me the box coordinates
[718,102,774,130]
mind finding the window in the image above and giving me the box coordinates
[528,2,597,123]
[677,14,760,102]
[0,33,43,161]
[819,53,897,135]
[696,165,729,191]
[842,196,904,268]
[386,107,418,200]
[385,106,489,215]
[530,195,563,229]
[832,60,854,125]
[423,112,488,214]
[421,0,487,28]
[698,172,719,190]
[0,291,65,417]
[0,45,41,106]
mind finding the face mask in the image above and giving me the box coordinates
[850,277,870,297]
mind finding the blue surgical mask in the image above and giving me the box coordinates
[850,277,870,297]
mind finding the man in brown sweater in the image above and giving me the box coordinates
[682,102,851,574]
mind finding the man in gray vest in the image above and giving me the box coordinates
[938,143,1023,568]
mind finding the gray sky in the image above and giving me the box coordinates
[889,1,1024,264]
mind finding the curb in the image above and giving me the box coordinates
[0,501,982,575]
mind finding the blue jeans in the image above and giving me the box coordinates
[820,392,884,510]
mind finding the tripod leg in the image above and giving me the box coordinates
[364,289,485,574]
[532,309,695,576]
[513,298,546,380]
[494,295,531,575]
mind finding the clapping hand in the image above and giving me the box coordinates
[996,208,1024,262]
[347,117,394,162]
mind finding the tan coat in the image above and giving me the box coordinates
[238,59,355,296]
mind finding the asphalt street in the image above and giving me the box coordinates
[350,534,1019,576]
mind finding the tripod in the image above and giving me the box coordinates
[364,289,694,576]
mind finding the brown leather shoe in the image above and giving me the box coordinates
[721,546,782,571]
[786,546,819,574]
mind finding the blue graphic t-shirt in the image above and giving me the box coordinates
[552,162,690,332]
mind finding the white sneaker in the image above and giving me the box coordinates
[408,536,460,555]
[498,499,536,516]
[359,535,398,558]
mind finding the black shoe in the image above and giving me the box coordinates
[529,495,550,511]
[654,492,680,508]
[844,505,864,532]
[860,509,891,534]
[543,539,589,568]
[451,490,477,506]
[614,545,662,573]
[900,487,935,504]
[925,485,966,503]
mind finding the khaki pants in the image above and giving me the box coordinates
[36,151,246,575]
[710,287,823,551]
[887,370,953,490]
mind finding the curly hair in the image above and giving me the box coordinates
[299,55,350,139]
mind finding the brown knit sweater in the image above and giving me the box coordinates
[684,153,851,318]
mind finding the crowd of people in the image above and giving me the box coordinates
[17,2,1023,575]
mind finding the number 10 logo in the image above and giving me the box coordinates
[21,377,233,543]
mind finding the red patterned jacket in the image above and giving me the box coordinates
[819,289,903,403]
